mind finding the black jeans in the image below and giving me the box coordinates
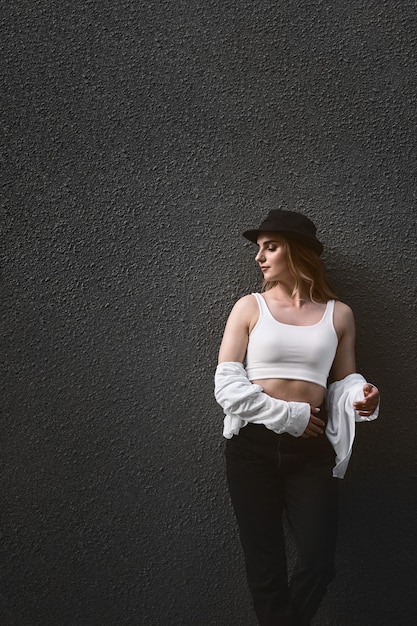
[225,420,338,626]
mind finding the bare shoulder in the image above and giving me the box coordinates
[231,293,258,313]
[228,293,259,325]
[334,300,354,319]
[218,294,259,363]
[333,300,355,338]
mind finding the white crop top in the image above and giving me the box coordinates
[245,293,339,388]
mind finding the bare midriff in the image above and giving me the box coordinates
[251,378,325,409]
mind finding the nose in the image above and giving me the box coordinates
[255,249,264,263]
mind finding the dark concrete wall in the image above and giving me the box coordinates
[2,1,416,624]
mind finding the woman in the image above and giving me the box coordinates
[214,209,379,626]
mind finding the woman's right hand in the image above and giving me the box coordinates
[301,407,325,438]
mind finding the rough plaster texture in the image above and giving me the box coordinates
[2,1,417,625]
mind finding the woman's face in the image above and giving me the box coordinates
[255,233,290,282]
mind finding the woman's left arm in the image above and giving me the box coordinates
[331,301,380,416]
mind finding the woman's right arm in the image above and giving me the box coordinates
[218,295,256,364]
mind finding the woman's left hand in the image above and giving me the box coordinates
[353,383,380,417]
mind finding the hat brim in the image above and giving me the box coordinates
[242,228,323,256]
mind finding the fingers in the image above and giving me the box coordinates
[354,384,379,415]
[364,385,379,400]
[310,415,325,428]
[303,412,325,438]
[353,400,375,413]
[354,404,377,416]
[363,383,374,397]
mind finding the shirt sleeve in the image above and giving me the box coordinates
[326,373,379,478]
[214,361,311,438]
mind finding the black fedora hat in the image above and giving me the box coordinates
[242,209,323,256]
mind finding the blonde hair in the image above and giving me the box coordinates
[262,239,338,302]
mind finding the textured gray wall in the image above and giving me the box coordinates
[2,1,417,625]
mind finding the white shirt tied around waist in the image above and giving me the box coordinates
[214,362,379,479]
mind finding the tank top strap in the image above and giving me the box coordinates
[251,292,266,315]
[323,299,335,325]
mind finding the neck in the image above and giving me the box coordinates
[268,283,310,305]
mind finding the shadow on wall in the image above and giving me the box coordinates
[309,249,416,626]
